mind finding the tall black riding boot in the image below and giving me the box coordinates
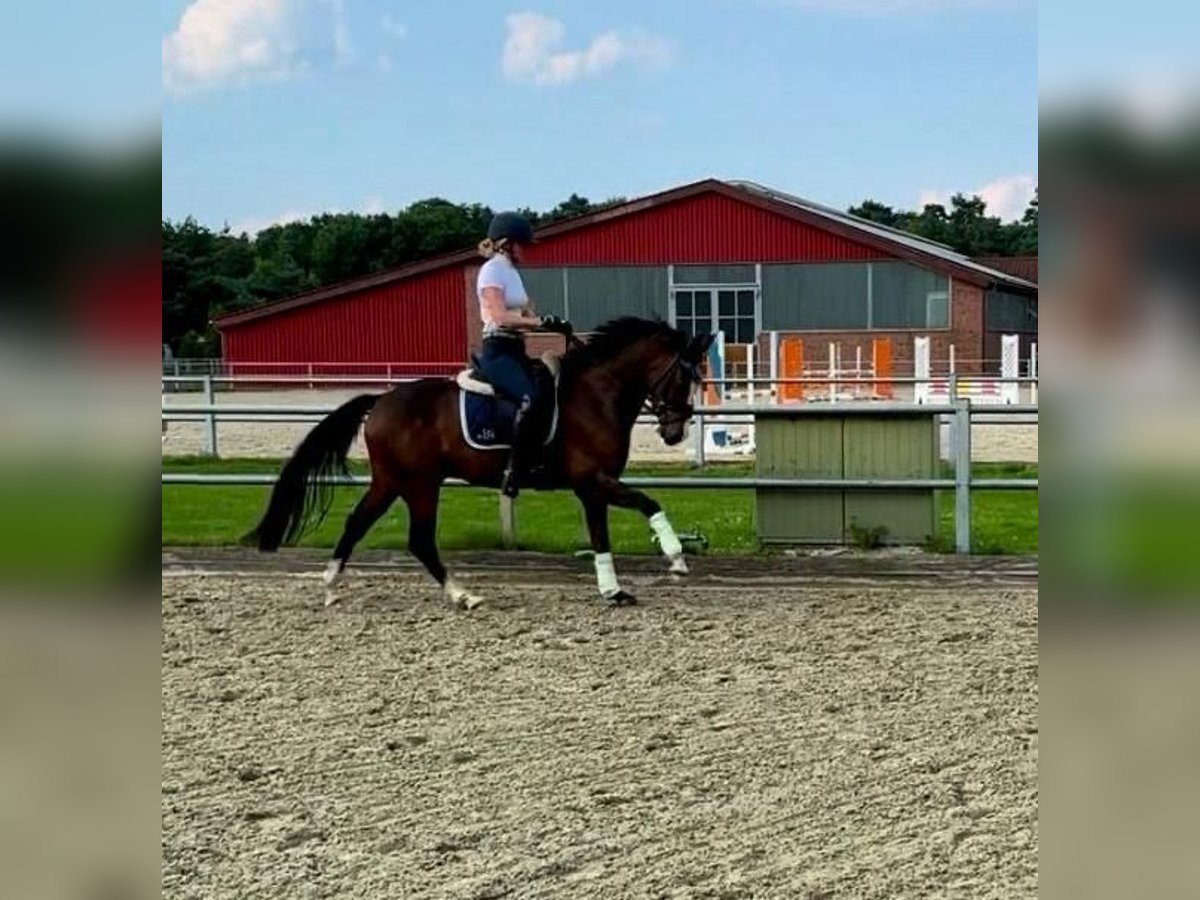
[500,395,532,499]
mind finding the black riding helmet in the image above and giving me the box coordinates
[487,211,534,245]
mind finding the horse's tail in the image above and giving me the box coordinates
[244,393,380,552]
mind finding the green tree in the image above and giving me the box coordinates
[310,214,371,284]
[848,188,1037,257]
[847,199,898,227]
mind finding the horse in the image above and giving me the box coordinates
[245,317,715,607]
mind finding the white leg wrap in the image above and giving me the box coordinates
[594,552,621,598]
[323,560,343,606]
[649,511,684,558]
[445,578,483,610]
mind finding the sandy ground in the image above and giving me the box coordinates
[162,552,1038,899]
[162,388,1038,464]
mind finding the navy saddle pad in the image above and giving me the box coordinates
[459,392,518,449]
[458,368,559,451]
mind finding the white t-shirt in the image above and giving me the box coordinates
[477,254,528,337]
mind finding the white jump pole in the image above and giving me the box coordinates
[855,345,863,399]
[914,335,931,404]
[769,331,780,404]
[827,342,836,402]
[1001,333,1020,405]
[746,342,756,403]
[1030,342,1038,405]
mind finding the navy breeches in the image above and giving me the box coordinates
[477,337,535,405]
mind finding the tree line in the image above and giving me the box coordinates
[163,190,1037,357]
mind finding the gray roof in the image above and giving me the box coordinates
[727,180,1039,292]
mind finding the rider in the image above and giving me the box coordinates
[476,211,568,498]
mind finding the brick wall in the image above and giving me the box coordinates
[949,279,986,374]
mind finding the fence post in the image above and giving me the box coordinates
[953,397,971,554]
[695,410,706,469]
[499,495,516,548]
[203,374,218,457]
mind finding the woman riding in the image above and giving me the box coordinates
[476,211,568,498]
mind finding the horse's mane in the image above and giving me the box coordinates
[562,316,685,370]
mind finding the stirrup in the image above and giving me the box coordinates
[500,466,520,498]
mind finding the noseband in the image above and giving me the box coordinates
[645,354,700,429]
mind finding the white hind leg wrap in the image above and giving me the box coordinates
[594,552,621,598]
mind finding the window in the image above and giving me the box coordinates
[985,290,1038,331]
[927,291,950,329]
[673,290,703,338]
[673,288,756,343]
[761,262,950,330]
[871,262,950,329]
[717,289,756,344]
[561,266,668,329]
[760,264,869,330]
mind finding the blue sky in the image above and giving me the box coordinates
[160,0,1037,232]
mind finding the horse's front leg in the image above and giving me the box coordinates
[593,474,689,577]
[575,489,637,606]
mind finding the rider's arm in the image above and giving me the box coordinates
[481,286,542,329]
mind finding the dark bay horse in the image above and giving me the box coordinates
[247,317,714,607]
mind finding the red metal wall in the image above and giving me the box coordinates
[524,192,890,266]
[221,190,898,367]
[221,266,466,370]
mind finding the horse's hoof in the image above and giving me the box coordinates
[324,589,341,608]
[446,579,484,610]
[606,590,638,607]
[668,554,689,577]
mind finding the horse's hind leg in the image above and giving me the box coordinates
[324,480,397,606]
[402,479,482,610]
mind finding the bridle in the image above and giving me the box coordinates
[560,326,700,431]
[645,353,701,430]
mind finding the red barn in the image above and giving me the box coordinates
[214,179,1037,377]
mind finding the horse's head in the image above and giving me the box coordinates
[646,330,715,446]
[566,317,716,445]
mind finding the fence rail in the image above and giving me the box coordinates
[162,400,1037,554]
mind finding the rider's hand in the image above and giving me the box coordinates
[539,314,572,334]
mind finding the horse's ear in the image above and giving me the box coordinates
[689,332,716,358]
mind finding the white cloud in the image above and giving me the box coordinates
[163,0,297,93]
[228,208,312,236]
[918,174,1036,222]
[502,12,674,86]
[380,13,407,39]
[229,195,389,236]
[327,0,353,65]
[163,0,362,94]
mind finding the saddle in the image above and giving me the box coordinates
[455,352,562,451]
[455,351,562,396]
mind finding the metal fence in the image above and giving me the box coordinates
[161,394,1037,555]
